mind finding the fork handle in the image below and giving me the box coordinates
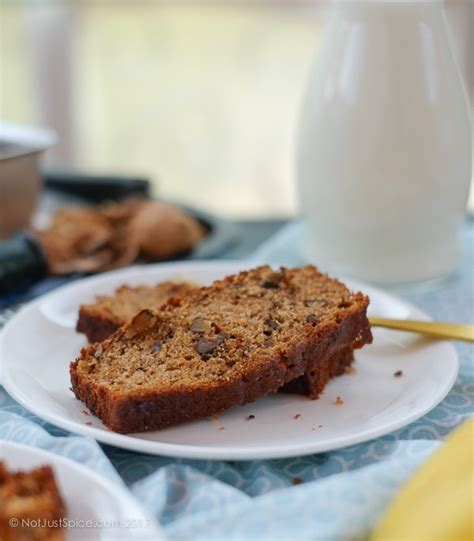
[369,317,474,343]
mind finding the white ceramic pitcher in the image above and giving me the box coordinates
[297,0,471,285]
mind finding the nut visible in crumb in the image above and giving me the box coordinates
[190,317,212,334]
[87,359,97,370]
[94,345,103,359]
[394,370,403,378]
[125,310,157,339]
[334,396,344,406]
[261,271,284,289]
[265,317,279,330]
[196,333,227,356]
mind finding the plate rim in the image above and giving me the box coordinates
[0,260,459,460]
[0,440,166,540]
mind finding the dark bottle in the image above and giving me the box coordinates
[0,233,48,295]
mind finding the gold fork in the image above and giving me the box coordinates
[369,317,474,343]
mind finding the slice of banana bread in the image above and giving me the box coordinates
[76,281,355,397]
[71,265,372,433]
[0,462,66,541]
[76,282,197,343]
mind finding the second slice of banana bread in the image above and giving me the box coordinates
[76,282,197,343]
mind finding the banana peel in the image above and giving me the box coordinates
[371,418,474,541]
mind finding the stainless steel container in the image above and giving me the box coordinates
[0,123,56,238]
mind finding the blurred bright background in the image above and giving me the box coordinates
[1,0,471,218]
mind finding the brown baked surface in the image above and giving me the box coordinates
[71,265,372,433]
[76,281,197,343]
[0,462,66,541]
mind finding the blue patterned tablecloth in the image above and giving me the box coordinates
[1,222,473,541]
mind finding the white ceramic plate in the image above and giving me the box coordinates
[0,441,165,540]
[0,261,458,460]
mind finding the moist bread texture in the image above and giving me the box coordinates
[76,281,355,396]
[0,462,66,541]
[71,265,372,433]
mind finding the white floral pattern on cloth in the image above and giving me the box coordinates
[0,223,472,540]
